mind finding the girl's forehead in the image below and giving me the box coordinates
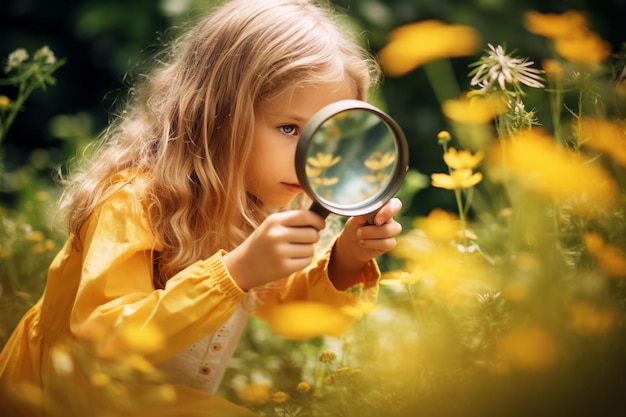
[264,79,355,105]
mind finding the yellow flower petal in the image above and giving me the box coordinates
[579,117,626,166]
[415,209,460,241]
[523,10,588,40]
[442,93,508,124]
[584,232,626,279]
[443,147,485,170]
[379,20,481,76]
[364,151,396,171]
[308,152,341,168]
[554,32,611,65]
[498,325,559,371]
[311,176,339,186]
[237,383,271,405]
[257,301,354,339]
[431,169,482,189]
[488,129,618,215]
[120,322,165,354]
[431,173,457,190]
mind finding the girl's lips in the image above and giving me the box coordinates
[283,182,303,193]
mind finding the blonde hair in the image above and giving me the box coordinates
[60,0,379,288]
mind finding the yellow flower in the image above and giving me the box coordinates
[431,169,483,190]
[43,239,55,251]
[554,31,611,65]
[364,151,395,171]
[119,322,165,354]
[237,383,271,405]
[443,147,485,170]
[341,301,379,318]
[523,10,588,40]
[380,270,419,286]
[31,243,44,255]
[125,353,156,374]
[272,391,290,404]
[488,129,618,215]
[390,231,495,305]
[437,130,451,145]
[305,165,322,178]
[569,302,615,335]
[414,209,460,242]
[90,372,112,387]
[158,384,177,403]
[542,59,564,80]
[34,190,49,202]
[319,350,337,363]
[27,230,44,241]
[442,93,508,124]
[378,20,481,77]
[296,381,311,393]
[256,302,353,339]
[523,10,610,65]
[584,232,626,279]
[0,95,10,111]
[578,117,626,166]
[307,152,341,168]
[311,176,339,187]
[498,325,559,371]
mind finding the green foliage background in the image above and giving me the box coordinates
[1,0,624,215]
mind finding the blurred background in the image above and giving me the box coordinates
[2,1,626,416]
[1,0,624,216]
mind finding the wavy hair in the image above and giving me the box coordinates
[59,0,379,288]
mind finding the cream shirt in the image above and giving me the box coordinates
[157,298,253,394]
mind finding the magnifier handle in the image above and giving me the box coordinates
[365,211,377,225]
[309,202,330,220]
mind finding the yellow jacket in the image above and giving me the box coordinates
[0,180,379,416]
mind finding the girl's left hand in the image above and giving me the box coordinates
[329,198,402,289]
[341,197,403,263]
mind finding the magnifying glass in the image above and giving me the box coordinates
[296,99,409,224]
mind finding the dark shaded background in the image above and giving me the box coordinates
[1,0,625,215]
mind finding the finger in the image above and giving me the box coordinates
[283,256,314,272]
[284,242,317,259]
[373,198,402,225]
[287,227,321,244]
[357,236,398,252]
[357,221,402,240]
[280,210,326,230]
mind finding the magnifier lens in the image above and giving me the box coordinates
[296,100,408,220]
[306,110,397,208]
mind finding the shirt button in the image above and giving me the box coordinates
[200,366,211,375]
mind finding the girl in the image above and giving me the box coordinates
[0,0,402,415]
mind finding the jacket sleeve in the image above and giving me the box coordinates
[252,236,381,326]
[70,186,246,364]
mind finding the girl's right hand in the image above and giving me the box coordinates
[222,210,326,291]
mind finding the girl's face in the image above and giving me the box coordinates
[247,81,356,207]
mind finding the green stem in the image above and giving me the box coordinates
[423,59,461,105]
[454,187,468,247]
[0,80,37,145]
[549,80,564,147]
[573,89,584,153]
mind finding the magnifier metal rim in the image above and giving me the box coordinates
[296,99,409,217]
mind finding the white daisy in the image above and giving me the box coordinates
[470,43,545,94]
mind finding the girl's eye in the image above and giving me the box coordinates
[279,125,298,136]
